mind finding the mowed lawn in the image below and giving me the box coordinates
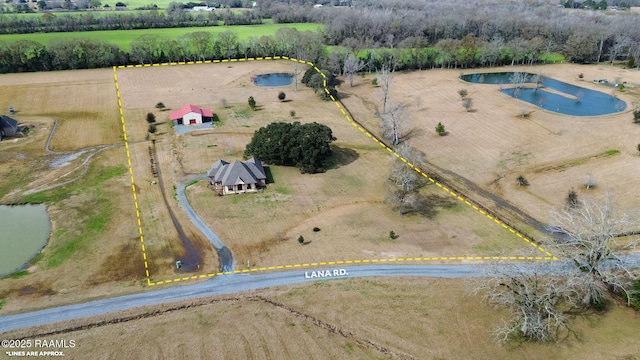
[116,60,537,274]
[0,22,322,50]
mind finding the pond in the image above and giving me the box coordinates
[0,204,51,276]
[460,72,627,116]
[252,73,294,86]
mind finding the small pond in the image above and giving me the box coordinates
[461,72,627,116]
[253,73,294,86]
[0,204,51,276]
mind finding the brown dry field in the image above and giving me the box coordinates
[114,60,543,276]
[0,68,214,314]
[340,63,640,228]
[0,69,122,151]
[4,278,640,359]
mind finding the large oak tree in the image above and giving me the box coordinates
[244,121,336,173]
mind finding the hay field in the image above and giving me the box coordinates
[0,69,121,151]
[340,64,640,226]
[116,60,538,275]
[6,278,640,359]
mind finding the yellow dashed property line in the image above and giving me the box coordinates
[147,254,557,286]
[113,66,151,284]
[315,63,557,260]
[115,57,559,287]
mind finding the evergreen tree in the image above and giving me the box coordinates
[244,122,336,173]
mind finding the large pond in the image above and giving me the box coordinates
[253,73,294,86]
[0,204,50,276]
[461,72,626,116]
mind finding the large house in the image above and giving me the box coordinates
[208,158,267,195]
[169,104,214,125]
[0,115,19,141]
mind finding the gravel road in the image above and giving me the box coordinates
[0,265,484,333]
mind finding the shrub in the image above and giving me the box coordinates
[633,109,640,123]
[578,73,584,79]
[290,110,296,118]
[371,78,378,86]
[458,89,468,98]
[516,175,529,187]
[389,230,398,239]
[278,91,286,101]
[155,102,165,110]
[297,235,304,244]
[435,122,446,136]
[146,112,156,123]
[248,96,256,110]
[625,279,640,311]
[462,97,473,112]
[313,227,320,232]
[148,124,157,133]
[566,189,578,209]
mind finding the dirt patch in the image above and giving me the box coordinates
[87,243,160,286]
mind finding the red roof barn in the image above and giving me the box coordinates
[169,104,214,125]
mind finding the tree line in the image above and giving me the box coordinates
[260,0,640,67]
[2,0,640,73]
[0,8,262,34]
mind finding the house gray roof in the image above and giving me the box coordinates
[208,158,266,186]
[0,115,19,138]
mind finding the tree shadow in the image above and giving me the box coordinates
[302,240,313,246]
[336,92,351,100]
[325,145,359,170]
[398,127,426,143]
[264,166,275,184]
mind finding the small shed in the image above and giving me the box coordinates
[169,104,214,125]
[0,115,19,141]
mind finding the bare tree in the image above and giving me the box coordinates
[386,144,428,215]
[462,97,473,112]
[532,71,543,90]
[474,261,572,343]
[377,65,393,113]
[584,174,596,189]
[380,103,408,146]
[549,195,639,308]
[610,34,631,65]
[343,51,365,87]
[509,71,530,89]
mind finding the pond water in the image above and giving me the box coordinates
[253,73,294,86]
[461,72,626,116]
[0,204,50,276]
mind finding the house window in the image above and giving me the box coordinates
[237,184,243,191]
[247,184,252,189]
[227,186,233,191]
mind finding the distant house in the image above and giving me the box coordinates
[192,5,214,11]
[0,115,19,141]
[169,104,215,125]
[208,158,267,195]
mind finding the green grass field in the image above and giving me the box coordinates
[0,22,322,50]
[1,8,254,18]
